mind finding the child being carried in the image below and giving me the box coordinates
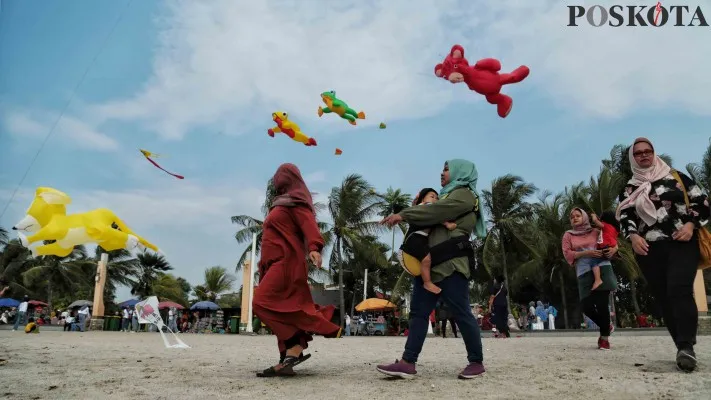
[590,211,619,291]
[399,188,457,294]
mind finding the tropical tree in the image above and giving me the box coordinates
[22,244,90,311]
[482,175,537,315]
[0,239,32,296]
[231,178,332,272]
[519,193,575,328]
[193,266,236,302]
[176,276,192,305]
[0,226,8,247]
[130,251,172,298]
[373,187,412,258]
[686,138,711,192]
[328,174,385,326]
[152,273,188,305]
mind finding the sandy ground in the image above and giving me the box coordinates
[0,331,709,400]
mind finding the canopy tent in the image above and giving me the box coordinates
[67,300,93,309]
[158,301,184,310]
[190,301,220,311]
[118,298,140,308]
[0,298,19,307]
[355,298,397,312]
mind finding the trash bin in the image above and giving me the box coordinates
[109,316,120,331]
[230,316,239,334]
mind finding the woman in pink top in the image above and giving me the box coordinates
[561,208,618,350]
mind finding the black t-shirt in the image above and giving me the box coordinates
[491,284,508,307]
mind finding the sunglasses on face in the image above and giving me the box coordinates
[633,149,654,158]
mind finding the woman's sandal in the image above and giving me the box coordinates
[256,366,295,378]
[282,353,311,368]
[256,354,311,378]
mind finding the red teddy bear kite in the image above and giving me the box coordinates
[435,45,530,118]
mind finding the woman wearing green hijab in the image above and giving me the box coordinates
[377,159,487,380]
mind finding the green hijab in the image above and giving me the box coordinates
[439,159,487,238]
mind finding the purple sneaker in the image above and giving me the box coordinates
[458,362,485,379]
[376,359,417,379]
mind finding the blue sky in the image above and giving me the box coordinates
[1,0,710,302]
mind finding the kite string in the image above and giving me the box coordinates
[0,0,133,221]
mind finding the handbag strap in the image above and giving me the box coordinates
[670,169,691,210]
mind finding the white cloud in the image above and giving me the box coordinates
[303,170,326,186]
[4,112,46,136]
[475,0,711,118]
[91,0,469,140]
[87,0,711,143]
[3,110,119,151]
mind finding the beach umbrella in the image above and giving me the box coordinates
[355,298,397,312]
[158,301,184,310]
[190,301,220,311]
[118,298,140,308]
[0,298,20,307]
[67,300,93,309]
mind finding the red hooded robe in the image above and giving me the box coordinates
[253,163,340,353]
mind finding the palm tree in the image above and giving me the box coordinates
[686,138,711,192]
[193,266,236,302]
[328,174,385,326]
[373,187,412,258]
[22,244,90,311]
[0,239,32,296]
[482,175,537,315]
[131,251,172,298]
[153,273,188,305]
[231,178,332,272]
[176,276,192,305]
[520,193,574,328]
[0,226,8,247]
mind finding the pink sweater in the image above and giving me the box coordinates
[562,229,614,278]
[561,229,600,265]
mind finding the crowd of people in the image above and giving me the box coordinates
[248,136,707,379]
[0,297,92,332]
[1,137,706,378]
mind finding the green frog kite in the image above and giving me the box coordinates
[317,91,366,126]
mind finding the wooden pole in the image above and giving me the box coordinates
[89,253,108,330]
[239,259,252,331]
[246,233,257,333]
[92,253,108,317]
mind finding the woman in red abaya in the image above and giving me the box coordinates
[253,163,341,378]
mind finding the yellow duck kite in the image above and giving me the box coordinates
[12,187,159,258]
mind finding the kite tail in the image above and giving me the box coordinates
[145,156,185,179]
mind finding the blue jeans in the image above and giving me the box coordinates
[13,311,26,330]
[345,324,351,336]
[132,317,139,332]
[402,273,483,364]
